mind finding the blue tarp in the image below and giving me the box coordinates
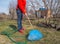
[28,29,43,41]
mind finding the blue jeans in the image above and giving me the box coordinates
[16,8,23,31]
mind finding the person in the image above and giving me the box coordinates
[16,0,27,34]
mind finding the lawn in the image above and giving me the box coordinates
[0,20,60,44]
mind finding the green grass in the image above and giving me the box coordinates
[0,20,60,44]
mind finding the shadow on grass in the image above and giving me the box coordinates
[9,25,17,31]
[36,23,50,28]
[1,25,18,35]
[8,25,18,35]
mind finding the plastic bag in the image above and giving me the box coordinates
[28,29,43,41]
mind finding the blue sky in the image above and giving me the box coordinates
[0,0,44,14]
[0,0,12,14]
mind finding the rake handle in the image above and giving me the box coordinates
[25,14,33,28]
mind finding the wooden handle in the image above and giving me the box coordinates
[25,14,33,28]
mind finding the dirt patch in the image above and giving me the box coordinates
[0,35,13,44]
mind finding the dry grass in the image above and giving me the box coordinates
[0,20,60,44]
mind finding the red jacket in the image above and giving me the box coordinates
[16,0,26,14]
